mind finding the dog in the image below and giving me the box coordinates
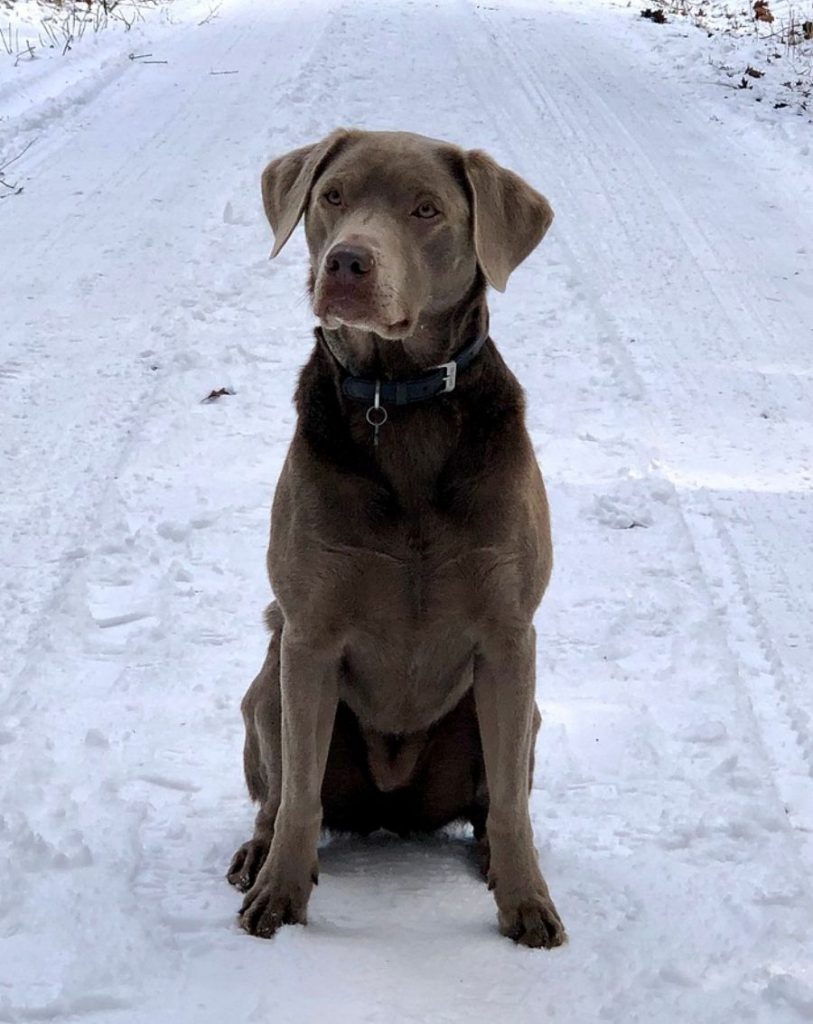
[227,129,565,949]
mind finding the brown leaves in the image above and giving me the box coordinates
[641,8,667,23]
[803,21,813,41]
[754,1,774,24]
[737,66,765,88]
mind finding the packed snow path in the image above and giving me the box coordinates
[1,0,812,1020]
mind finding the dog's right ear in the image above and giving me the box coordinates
[261,130,351,258]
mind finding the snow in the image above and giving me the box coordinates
[1,0,812,1021]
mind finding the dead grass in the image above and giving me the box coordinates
[0,0,168,63]
[642,1,813,111]
[651,0,813,46]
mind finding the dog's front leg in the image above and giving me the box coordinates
[474,627,566,949]
[239,631,338,938]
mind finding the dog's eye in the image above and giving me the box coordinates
[413,202,440,219]
[323,188,342,207]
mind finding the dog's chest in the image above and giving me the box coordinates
[330,524,519,733]
[382,523,454,618]
[340,514,499,617]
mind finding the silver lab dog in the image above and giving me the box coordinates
[227,129,565,949]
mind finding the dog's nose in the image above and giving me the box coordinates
[325,244,374,282]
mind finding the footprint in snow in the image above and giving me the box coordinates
[587,493,653,530]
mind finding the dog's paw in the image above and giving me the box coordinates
[498,896,566,949]
[226,837,271,893]
[239,879,309,939]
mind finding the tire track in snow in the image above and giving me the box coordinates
[0,5,330,1017]
[0,1,324,701]
[462,0,813,861]
[438,8,813,1020]
[685,494,813,840]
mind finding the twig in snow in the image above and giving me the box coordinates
[0,139,36,174]
[128,51,167,63]
[209,69,238,75]
[201,387,235,403]
[0,178,23,197]
[40,18,60,49]
[14,41,35,65]
[0,140,33,198]
[198,3,222,26]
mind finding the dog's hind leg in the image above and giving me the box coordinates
[227,604,283,893]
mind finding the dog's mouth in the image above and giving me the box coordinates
[316,299,412,340]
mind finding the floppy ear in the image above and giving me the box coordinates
[261,130,351,257]
[464,150,554,292]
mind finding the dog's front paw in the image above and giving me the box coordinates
[227,837,272,893]
[497,894,566,949]
[238,867,314,939]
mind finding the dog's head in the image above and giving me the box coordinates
[260,129,553,341]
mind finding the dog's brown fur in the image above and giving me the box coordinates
[227,130,565,949]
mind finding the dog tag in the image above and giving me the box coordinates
[365,379,388,447]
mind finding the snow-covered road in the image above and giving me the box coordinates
[1,0,812,1020]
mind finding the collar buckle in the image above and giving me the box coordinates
[434,360,457,394]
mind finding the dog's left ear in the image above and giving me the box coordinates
[464,150,554,292]
[261,129,352,257]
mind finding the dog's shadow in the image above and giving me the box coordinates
[318,825,485,886]
[309,827,494,939]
